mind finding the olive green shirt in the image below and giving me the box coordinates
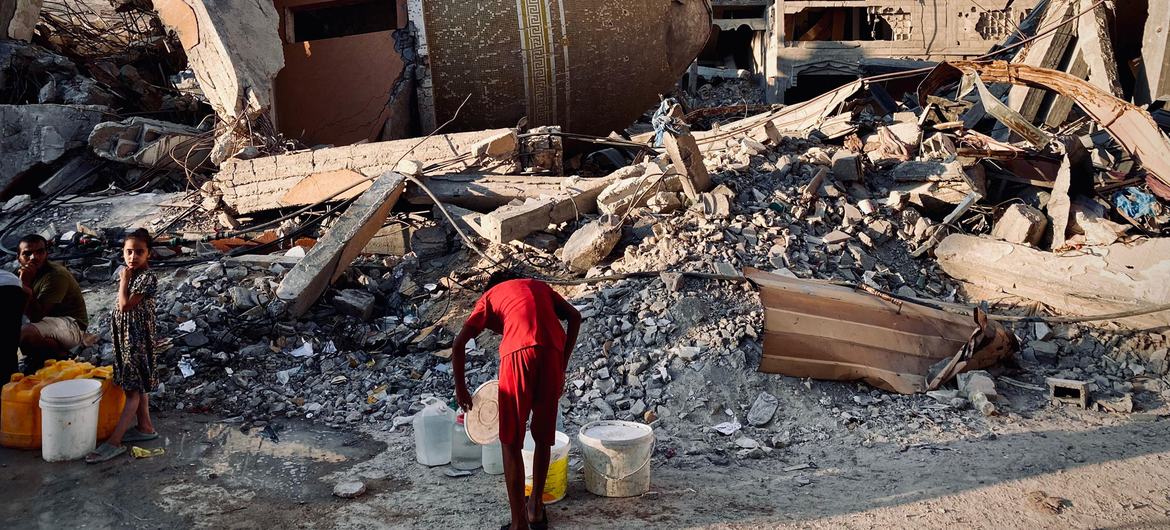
[31,261,88,329]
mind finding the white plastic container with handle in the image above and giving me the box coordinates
[413,397,454,466]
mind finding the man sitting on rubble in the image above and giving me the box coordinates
[16,234,89,372]
[452,270,581,530]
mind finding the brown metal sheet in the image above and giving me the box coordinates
[748,268,978,394]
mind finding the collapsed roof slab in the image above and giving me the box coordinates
[210,128,516,215]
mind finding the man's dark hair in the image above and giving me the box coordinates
[18,234,47,248]
[484,269,524,291]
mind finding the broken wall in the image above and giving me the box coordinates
[768,0,1043,102]
[273,0,410,146]
[410,0,711,135]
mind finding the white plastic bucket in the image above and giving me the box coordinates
[39,379,102,462]
[521,431,570,503]
[578,420,654,498]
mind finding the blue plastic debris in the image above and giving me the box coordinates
[1113,187,1157,219]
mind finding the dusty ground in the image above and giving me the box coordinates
[2,403,1168,529]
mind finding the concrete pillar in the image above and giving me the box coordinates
[765,0,788,104]
[1137,1,1170,104]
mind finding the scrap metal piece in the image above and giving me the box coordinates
[968,73,1051,149]
[747,268,1015,395]
[919,61,1170,200]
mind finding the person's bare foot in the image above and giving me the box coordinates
[526,498,547,529]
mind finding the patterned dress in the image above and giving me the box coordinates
[112,269,158,392]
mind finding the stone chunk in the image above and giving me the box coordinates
[991,204,1048,246]
[333,481,367,499]
[0,104,106,194]
[562,216,622,272]
[747,392,779,426]
[334,289,376,321]
[831,151,863,182]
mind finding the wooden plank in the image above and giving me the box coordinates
[275,173,405,317]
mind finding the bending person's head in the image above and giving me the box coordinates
[484,269,525,291]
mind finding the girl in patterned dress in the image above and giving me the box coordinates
[87,229,159,463]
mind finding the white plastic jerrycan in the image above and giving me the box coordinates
[414,397,455,466]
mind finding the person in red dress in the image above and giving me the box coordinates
[453,271,581,530]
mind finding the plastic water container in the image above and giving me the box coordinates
[413,397,455,466]
[40,379,102,462]
[522,431,571,504]
[578,420,655,497]
[1,373,45,449]
[88,367,125,441]
[482,440,504,475]
[451,413,481,470]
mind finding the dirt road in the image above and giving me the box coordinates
[2,408,1168,529]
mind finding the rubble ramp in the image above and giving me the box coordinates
[747,268,986,395]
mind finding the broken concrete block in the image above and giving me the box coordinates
[664,125,712,200]
[334,289,376,321]
[596,162,681,216]
[1070,199,1127,246]
[562,216,622,272]
[646,191,683,214]
[363,225,413,257]
[153,0,283,161]
[478,175,618,244]
[1047,377,1090,408]
[0,104,106,193]
[1,0,42,41]
[333,480,367,499]
[831,151,863,182]
[990,204,1048,246]
[409,226,447,258]
[88,117,211,170]
[471,130,519,160]
[276,173,406,318]
[936,235,1170,329]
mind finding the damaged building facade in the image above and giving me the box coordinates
[700,0,1168,104]
[150,0,711,148]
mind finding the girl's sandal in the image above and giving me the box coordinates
[85,443,126,464]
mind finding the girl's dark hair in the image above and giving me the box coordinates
[124,228,152,246]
